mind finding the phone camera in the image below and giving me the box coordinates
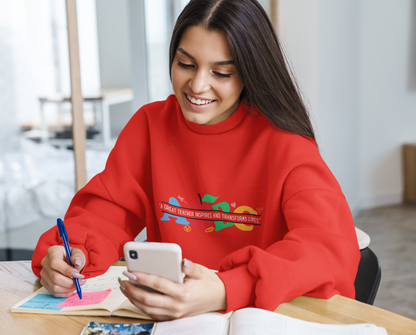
[129,250,138,259]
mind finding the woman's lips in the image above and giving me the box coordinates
[184,93,215,110]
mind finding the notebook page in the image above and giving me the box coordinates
[62,266,128,312]
[155,313,229,335]
[229,308,387,335]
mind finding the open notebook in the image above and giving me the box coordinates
[153,309,387,335]
[10,266,152,319]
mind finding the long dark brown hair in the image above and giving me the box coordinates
[169,0,315,140]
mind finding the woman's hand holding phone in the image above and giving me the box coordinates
[118,259,227,321]
[40,245,87,297]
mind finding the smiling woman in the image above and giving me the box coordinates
[171,26,244,125]
[31,0,360,322]
[169,0,316,139]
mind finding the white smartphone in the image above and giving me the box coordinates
[123,242,184,290]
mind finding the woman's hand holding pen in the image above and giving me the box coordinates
[118,259,227,321]
[40,245,87,298]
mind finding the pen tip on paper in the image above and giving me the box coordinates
[74,291,82,299]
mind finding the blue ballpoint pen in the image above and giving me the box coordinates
[57,218,82,300]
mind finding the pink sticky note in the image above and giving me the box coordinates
[57,289,112,308]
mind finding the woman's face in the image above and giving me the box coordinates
[171,26,244,125]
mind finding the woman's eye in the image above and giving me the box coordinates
[213,72,231,79]
[177,61,194,69]
[177,61,231,78]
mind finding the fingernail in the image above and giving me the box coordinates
[74,257,83,266]
[184,258,191,269]
[71,272,85,279]
[123,270,137,281]
[80,279,87,286]
[118,277,126,290]
[120,286,128,297]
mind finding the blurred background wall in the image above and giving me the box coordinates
[278,0,416,216]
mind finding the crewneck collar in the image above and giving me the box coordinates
[178,98,248,135]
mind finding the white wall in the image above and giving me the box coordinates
[276,0,319,121]
[359,0,416,209]
[95,0,139,138]
[278,0,416,216]
[278,0,361,215]
[316,0,360,214]
[95,0,131,89]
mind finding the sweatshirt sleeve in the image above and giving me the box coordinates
[217,163,361,312]
[32,109,153,278]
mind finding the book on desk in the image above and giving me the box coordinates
[10,266,387,335]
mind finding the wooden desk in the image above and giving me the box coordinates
[1,261,415,335]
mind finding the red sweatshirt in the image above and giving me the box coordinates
[32,95,360,312]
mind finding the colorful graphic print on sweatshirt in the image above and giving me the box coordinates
[159,194,262,232]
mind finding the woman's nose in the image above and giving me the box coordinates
[189,70,210,93]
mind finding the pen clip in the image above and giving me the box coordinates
[57,218,68,241]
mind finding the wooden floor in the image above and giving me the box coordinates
[355,203,416,320]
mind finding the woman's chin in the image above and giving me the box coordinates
[183,113,208,125]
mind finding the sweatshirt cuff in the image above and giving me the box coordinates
[217,265,256,312]
[69,243,89,275]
